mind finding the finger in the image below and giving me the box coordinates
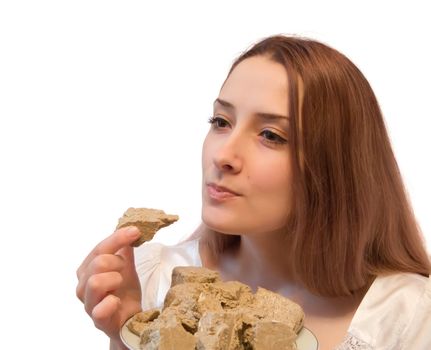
[77,226,140,279]
[76,254,126,302]
[84,272,123,315]
[91,294,121,333]
[88,254,126,274]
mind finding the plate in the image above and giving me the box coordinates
[121,317,318,350]
[296,327,319,349]
[120,318,141,350]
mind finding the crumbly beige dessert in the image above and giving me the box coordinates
[126,266,304,350]
[116,208,179,247]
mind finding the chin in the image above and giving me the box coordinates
[201,207,243,235]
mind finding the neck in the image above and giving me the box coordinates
[220,229,294,291]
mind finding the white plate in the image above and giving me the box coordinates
[296,327,319,349]
[121,317,318,350]
[120,318,141,350]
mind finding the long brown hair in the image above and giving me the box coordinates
[199,34,430,296]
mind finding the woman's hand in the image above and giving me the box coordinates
[76,226,143,347]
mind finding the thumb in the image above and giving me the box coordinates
[116,245,141,291]
[118,244,135,266]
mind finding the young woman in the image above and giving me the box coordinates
[76,35,431,350]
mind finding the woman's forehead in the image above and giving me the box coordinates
[219,56,289,115]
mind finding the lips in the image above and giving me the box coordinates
[206,183,241,200]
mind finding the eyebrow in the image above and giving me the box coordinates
[213,98,289,121]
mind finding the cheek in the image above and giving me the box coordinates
[250,156,291,194]
[247,154,293,223]
[201,134,212,171]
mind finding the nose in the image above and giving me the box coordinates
[212,131,243,174]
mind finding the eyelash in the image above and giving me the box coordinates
[208,116,229,128]
[208,116,288,146]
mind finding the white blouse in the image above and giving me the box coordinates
[134,239,431,350]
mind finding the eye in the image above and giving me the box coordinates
[260,129,287,145]
[208,116,230,129]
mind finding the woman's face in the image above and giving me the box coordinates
[202,55,293,236]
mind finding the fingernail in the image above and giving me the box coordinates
[125,226,139,237]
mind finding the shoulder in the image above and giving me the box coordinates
[134,238,202,309]
[347,272,430,349]
[400,273,431,349]
[365,272,429,304]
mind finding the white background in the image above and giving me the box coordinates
[0,1,429,348]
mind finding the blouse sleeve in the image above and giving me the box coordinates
[134,241,165,311]
[133,238,202,311]
[343,272,430,349]
[401,275,431,349]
